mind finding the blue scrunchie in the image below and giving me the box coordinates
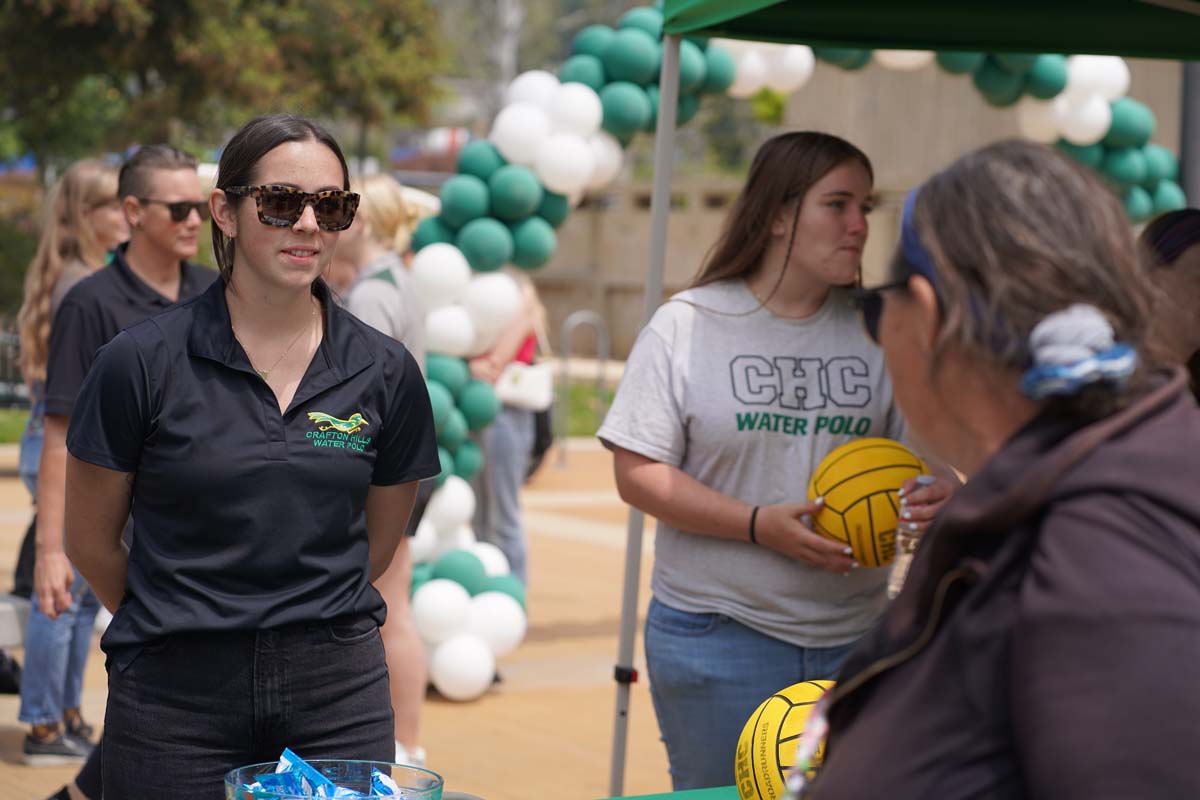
[1019,304,1138,400]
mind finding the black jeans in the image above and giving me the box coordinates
[102,614,393,800]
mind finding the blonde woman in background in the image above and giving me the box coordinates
[14,159,127,777]
[330,172,434,767]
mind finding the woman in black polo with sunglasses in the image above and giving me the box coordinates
[597,131,956,790]
[63,114,439,799]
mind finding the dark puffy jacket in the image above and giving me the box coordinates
[810,371,1200,799]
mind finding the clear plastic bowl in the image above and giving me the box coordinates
[224,759,443,799]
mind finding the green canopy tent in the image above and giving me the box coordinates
[609,1,1200,795]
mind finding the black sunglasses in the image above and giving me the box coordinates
[138,198,210,223]
[224,185,359,231]
[851,279,908,345]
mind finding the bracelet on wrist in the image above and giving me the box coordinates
[749,505,760,544]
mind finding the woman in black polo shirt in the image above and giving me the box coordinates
[63,114,439,799]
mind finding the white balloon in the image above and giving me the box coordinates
[489,102,551,167]
[549,82,603,138]
[1054,92,1112,146]
[425,305,476,358]
[1065,55,1130,103]
[874,50,935,71]
[504,70,560,110]
[410,519,438,564]
[463,272,522,343]
[429,634,496,702]
[467,592,527,657]
[449,523,477,551]
[587,131,624,190]
[534,133,595,196]
[469,541,510,577]
[728,50,768,98]
[765,45,815,93]
[1016,96,1061,144]
[425,475,477,535]
[412,579,472,645]
[410,243,470,310]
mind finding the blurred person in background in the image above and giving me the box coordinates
[470,272,550,586]
[14,159,127,775]
[330,171,435,766]
[1139,208,1200,400]
[33,144,212,799]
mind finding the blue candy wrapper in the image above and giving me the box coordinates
[238,749,401,798]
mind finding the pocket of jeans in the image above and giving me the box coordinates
[647,599,722,637]
[327,616,380,645]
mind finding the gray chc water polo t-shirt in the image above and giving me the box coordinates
[598,280,907,648]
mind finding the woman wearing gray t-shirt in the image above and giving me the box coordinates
[598,132,954,791]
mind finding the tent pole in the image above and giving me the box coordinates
[609,32,681,799]
[1181,61,1200,204]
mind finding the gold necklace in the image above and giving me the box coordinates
[249,301,318,380]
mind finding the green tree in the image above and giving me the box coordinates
[0,0,443,170]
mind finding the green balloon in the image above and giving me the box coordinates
[486,573,526,608]
[572,24,615,59]
[1056,140,1105,168]
[435,446,455,488]
[1143,144,1179,182]
[677,92,701,126]
[602,28,661,85]
[439,174,490,229]
[1124,185,1154,223]
[936,51,986,74]
[426,354,470,398]
[973,57,1025,106]
[1102,147,1148,186]
[614,129,637,148]
[456,217,514,272]
[456,140,506,182]
[559,54,607,92]
[1152,179,1187,213]
[600,81,653,137]
[410,563,435,596]
[678,39,707,93]
[685,35,709,50]
[537,190,571,228]
[1104,97,1156,149]
[426,380,453,432]
[411,216,455,253]
[702,45,737,93]
[437,407,468,451]
[511,216,557,269]
[1025,54,1068,99]
[815,48,871,70]
[488,165,544,223]
[432,549,489,596]
[618,5,663,39]
[453,439,484,482]
[992,53,1038,74]
[458,380,500,431]
[643,85,660,133]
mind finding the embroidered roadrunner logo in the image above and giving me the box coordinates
[306,411,369,434]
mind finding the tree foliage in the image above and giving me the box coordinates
[0,0,443,170]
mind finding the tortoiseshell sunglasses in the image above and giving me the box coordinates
[223,185,360,231]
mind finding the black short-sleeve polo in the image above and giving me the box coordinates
[44,243,215,418]
[67,279,439,662]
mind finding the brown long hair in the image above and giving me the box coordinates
[691,131,873,288]
[911,139,1161,419]
[17,160,119,384]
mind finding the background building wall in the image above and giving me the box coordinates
[533,58,1182,360]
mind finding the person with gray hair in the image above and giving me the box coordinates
[806,140,1200,799]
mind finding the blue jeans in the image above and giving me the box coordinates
[18,396,102,727]
[644,597,858,791]
[20,573,101,725]
[103,615,393,800]
[476,406,534,583]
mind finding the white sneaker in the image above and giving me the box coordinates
[394,741,427,767]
